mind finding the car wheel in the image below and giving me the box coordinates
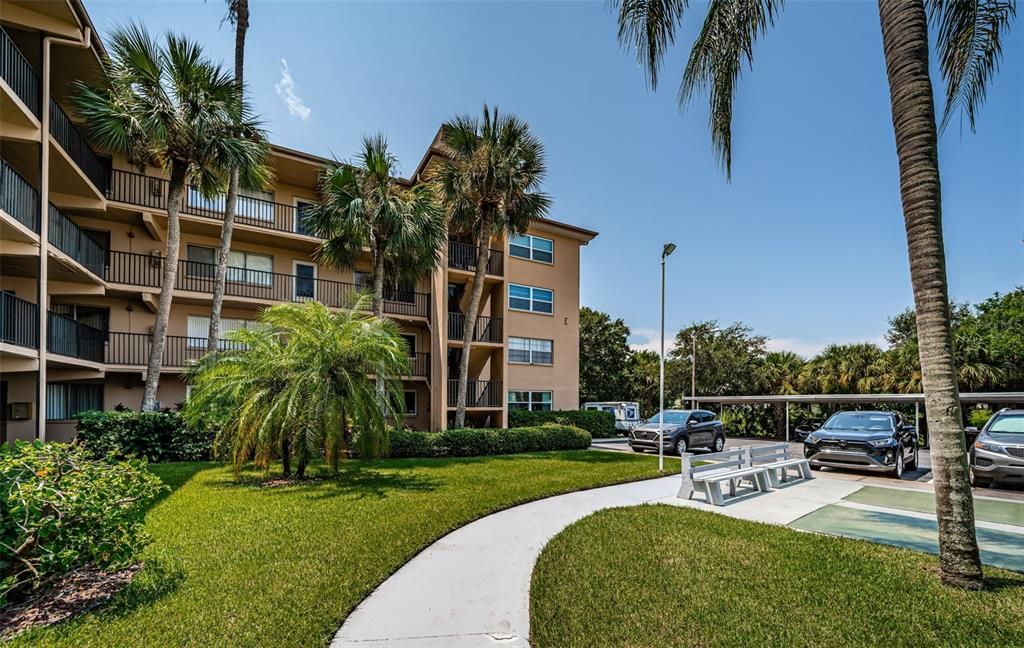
[712,435,725,453]
[969,467,990,488]
[892,448,905,479]
[631,446,645,453]
[810,464,822,471]
[906,444,918,471]
[674,437,688,456]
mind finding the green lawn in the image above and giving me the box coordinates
[530,505,1024,647]
[15,451,672,648]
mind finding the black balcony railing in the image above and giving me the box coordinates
[49,99,110,193]
[407,352,430,378]
[448,240,504,276]
[47,311,105,362]
[0,292,39,349]
[0,26,40,116]
[1,159,40,232]
[105,250,431,319]
[448,313,502,343]
[48,203,106,276]
[106,169,309,235]
[447,380,502,408]
[106,331,246,368]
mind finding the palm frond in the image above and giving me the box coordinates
[611,0,688,88]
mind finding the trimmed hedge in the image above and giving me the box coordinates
[388,424,591,458]
[507,409,616,438]
[75,409,213,462]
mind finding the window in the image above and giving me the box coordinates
[404,390,417,416]
[46,383,102,420]
[187,187,274,222]
[401,334,417,356]
[355,271,415,304]
[508,390,552,411]
[186,244,217,279]
[509,234,553,263]
[509,284,553,314]
[186,315,259,348]
[509,337,553,364]
[295,200,316,236]
[227,250,273,286]
[294,262,316,299]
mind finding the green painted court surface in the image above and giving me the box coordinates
[790,487,1024,573]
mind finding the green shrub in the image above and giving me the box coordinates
[968,408,993,429]
[75,409,213,462]
[0,441,166,607]
[388,424,590,458]
[507,409,616,438]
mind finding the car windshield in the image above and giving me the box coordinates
[648,411,689,425]
[823,412,894,431]
[989,414,1024,434]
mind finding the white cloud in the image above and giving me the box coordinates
[629,328,678,354]
[275,59,310,121]
[765,335,887,358]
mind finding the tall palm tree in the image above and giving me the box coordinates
[183,299,409,478]
[612,0,1016,588]
[207,0,257,354]
[75,24,271,411]
[310,135,445,321]
[435,106,551,427]
[757,351,804,436]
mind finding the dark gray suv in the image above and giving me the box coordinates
[968,409,1024,488]
[628,409,726,455]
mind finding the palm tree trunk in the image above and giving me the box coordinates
[281,434,291,477]
[877,0,983,589]
[207,0,249,354]
[454,222,492,428]
[142,165,187,411]
[372,246,387,400]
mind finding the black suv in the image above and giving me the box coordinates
[803,411,919,478]
[628,409,726,455]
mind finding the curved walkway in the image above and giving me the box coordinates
[332,474,859,647]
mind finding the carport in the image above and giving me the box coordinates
[683,392,1024,447]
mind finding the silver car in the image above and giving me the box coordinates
[968,409,1024,488]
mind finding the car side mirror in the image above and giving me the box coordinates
[811,423,821,430]
[965,426,978,434]
[687,420,698,428]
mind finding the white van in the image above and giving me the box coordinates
[583,401,642,435]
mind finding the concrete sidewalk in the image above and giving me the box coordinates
[332,475,858,648]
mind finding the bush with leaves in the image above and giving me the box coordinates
[75,409,213,462]
[388,424,590,458]
[507,409,616,438]
[0,442,166,607]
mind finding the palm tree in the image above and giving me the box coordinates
[75,24,270,411]
[207,0,259,354]
[757,351,804,436]
[612,0,1016,588]
[435,106,551,427]
[183,299,409,478]
[310,135,445,321]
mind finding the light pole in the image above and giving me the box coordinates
[659,243,676,472]
[690,328,719,410]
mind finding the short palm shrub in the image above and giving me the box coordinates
[0,442,165,607]
[75,409,212,462]
[388,425,590,458]
[508,409,615,438]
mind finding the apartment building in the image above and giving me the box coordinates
[0,0,597,443]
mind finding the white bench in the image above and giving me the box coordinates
[750,443,813,487]
[677,448,772,506]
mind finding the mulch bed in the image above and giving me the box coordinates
[0,564,141,640]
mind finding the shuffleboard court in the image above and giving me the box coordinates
[846,485,1024,526]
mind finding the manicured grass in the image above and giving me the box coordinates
[15,451,673,647]
[530,505,1024,647]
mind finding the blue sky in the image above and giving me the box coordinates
[86,0,1023,357]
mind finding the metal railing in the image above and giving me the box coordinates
[105,250,431,319]
[1,159,40,232]
[47,311,105,362]
[48,203,106,277]
[0,292,39,349]
[448,240,504,276]
[49,98,110,193]
[106,331,246,367]
[407,352,430,378]
[448,313,502,343]
[447,380,502,408]
[106,169,309,235]
[0,26,40,116]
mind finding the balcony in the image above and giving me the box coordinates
[105,250,431,319]
[448,240,504,276]
[0,158,40,232]
[47,311,104,363]
[447,380,502,408]
[49,98,110,193]
[407,352,430,378]
[0,292,39,349]
[0,26,41,117]
[48,203,106,276]
[107,169,312,236]
[106,332,246,368]
[448,313,502,343]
